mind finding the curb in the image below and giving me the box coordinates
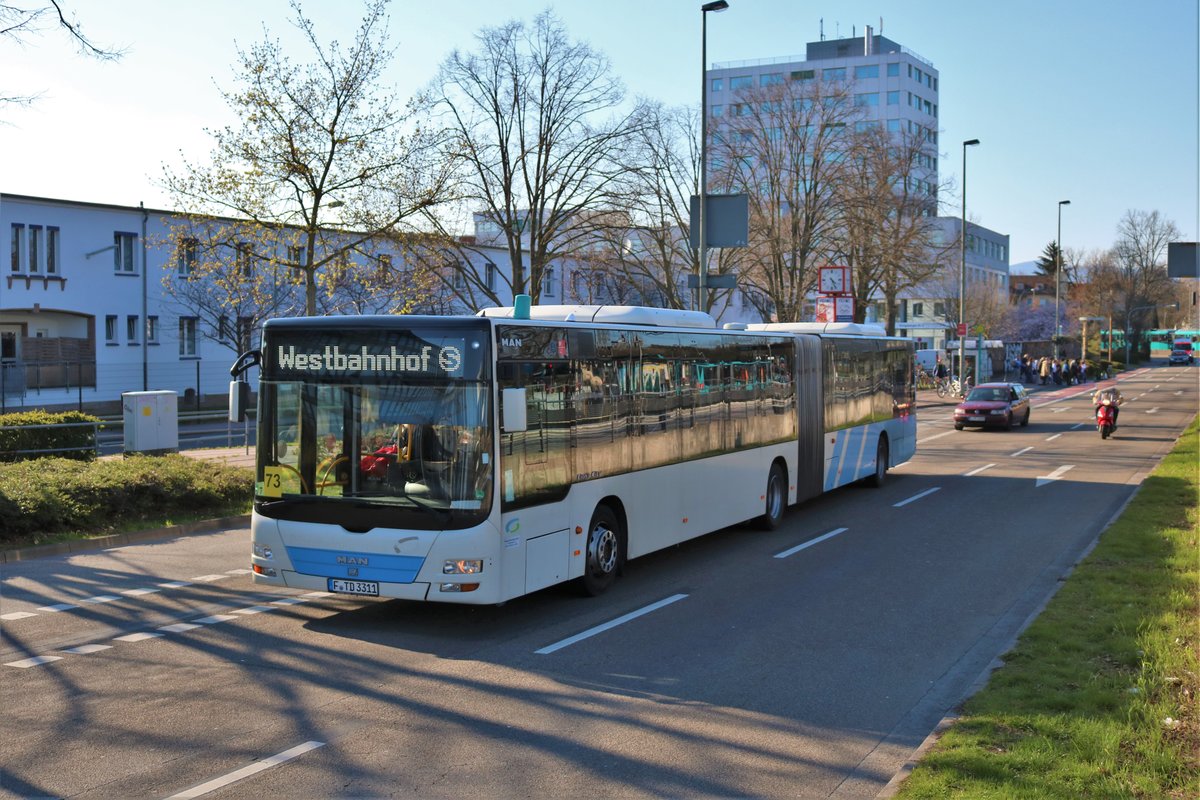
[0,514,251,564]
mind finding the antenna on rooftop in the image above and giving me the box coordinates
[819,18,824,41]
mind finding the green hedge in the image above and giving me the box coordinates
[0,410,101,462]
[0,455,252,542]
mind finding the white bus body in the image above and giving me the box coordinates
[240,307,916,605]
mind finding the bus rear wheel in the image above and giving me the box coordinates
[866,437,888,488]
[757,462,787,530]
[581,505,622,596]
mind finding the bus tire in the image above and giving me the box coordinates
[581,505,622,596]
[757,462,787,530]
[866,436,888,488]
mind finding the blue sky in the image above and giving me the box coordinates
[1,0,1196,264]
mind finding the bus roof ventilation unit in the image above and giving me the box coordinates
[479,305,718,329]
[746,321,887,337]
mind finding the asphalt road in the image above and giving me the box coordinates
[1,364,1195,799]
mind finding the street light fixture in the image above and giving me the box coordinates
[1054,200,1070,359]
[958,138,980,393]
[697,0,729,312]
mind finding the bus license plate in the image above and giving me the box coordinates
[327,578,379,597]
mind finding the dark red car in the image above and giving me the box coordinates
[954,382,1031,430]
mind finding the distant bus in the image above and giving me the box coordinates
[230,305,916,605]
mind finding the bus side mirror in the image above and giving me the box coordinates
[229,380,250,423]
[501,388,527,432]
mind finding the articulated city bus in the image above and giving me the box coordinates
[229,305,916,604]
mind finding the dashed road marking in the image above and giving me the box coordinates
[963,463,995,477]
[893,487,941,508]
[62,644,113,655]
[165,740,325,799]
[536,594,688,655]
[775,528,849,559]
[1010,446,1034,457]
[5,655,63,669]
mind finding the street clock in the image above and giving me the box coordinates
[819,266,849,294]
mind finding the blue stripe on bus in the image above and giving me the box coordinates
[285,546,424,584]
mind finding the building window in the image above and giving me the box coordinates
[729,75,752,90]
[179,317,197,357]
[46,227,59,275]
[711,104,723,117]
[543,266,556,298]
[178,237,198,276]
[760,72,783,87]
[127,315,139,343]
[10,223,23,272]
[790,69,815,81]
[913,302,924,317]
[485,262,496,291]
[887,119,901,132]
[147,316,159,344]
[934,302,945,317]
[823,67,846,81]
[114,232,137,273]
[105,315,118,343]
[28,225,41,273]
[854,64,879,79]
[887,62,899,77]
[887,90,899,105]
[854,92,879,107]
[711,78,723,92]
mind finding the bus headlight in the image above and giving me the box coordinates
[443,559,483,574]
[253,544,273,559]
[439,582,480,592]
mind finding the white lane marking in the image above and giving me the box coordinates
[300,592,334,599]
[231,605,275,615]
[80,595,121,605]
[1175,390,1184,396]
[114,631,164,643]
[1036,465,1075,488]
[195,615,237,625]
[774,528,849,559]
[1,612,38,621]
[225,569,254,575]
[190,575,228,582]
[1050,407,1068,413]
[270,598,305,606]
[1045,433,1063,441]
[165,740,325,799]
[63,644,113,655]
[535,594,689,655]
[37,603,77,612]
[893,487,941,508]
[120,588,161,597]
[1010,446,1034,457]
[1146,407,1159,414]
[963,463,996,477]
[158,581,192,589]
[5,655,62,669]
[1072,422,1088,430]
[917,430,956,445]
[159,623,202,634]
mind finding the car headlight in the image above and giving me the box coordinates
[990,409,1007,415]
[443,559,483,574]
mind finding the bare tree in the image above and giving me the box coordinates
[832,126,950,332]
[428,11,641,304]
[1110,209,1180,353]
[162,0,452,316]
[2,1,123,109]
[710,75,860,322]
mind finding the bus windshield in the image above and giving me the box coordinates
[255,322,493,530]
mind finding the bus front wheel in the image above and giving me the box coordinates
[581,505,623,596]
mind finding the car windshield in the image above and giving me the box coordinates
[966,387,1009,402]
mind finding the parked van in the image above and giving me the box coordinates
[914,348,946,373]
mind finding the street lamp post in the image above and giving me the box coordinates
[959,138,980,393]
[697,0,729,313]
[1054,200,1070,359]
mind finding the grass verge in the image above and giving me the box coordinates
[896,416,1199,798]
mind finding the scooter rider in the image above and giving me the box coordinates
[1093,386,1124,429]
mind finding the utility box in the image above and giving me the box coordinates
[122,390,179,454]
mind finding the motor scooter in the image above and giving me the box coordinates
[1096,402,1117,439]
